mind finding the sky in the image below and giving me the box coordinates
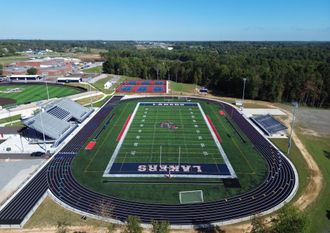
[0,0,329,41]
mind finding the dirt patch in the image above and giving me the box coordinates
[77,53,103,62]
[0,98,16,106]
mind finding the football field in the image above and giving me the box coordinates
[103,102,235,178]
[73,97,268,204]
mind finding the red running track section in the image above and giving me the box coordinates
[206,115,222,143]
[85,141,97,150]
[117,114,132,142]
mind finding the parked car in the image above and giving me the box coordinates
[30,151,45,157]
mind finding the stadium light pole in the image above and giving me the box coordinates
[88,77,93,108]
[39,107,47,153]
[45,79,50,101]
[242,78,247,107]
[287,102,298,156]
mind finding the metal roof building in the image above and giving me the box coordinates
[23,98,93,146]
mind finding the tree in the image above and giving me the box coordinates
[250,215,268,233]
[151,220,170,233]
[27,67,38,75]
[124,215,142,233]
[0,64,3,76]
[271,205,308,233]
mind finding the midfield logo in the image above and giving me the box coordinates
[137,164,202,173]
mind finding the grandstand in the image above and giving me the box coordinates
[251,114,287,136]
[23,98,93,146]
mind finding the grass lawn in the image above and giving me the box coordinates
[0,114,21,124]
[93,75,117,94]
[169,81,198,94]
[83,66,103,73]
[0,84,83,106]
[72,98,267,204]
[76,94,104,106]
[25,197,112,228]
[0,55,29,65]
[272,131,330,233]
[296,132,330,233]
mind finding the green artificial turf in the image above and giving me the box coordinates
[72,98,268,204]
[114,103,224,164]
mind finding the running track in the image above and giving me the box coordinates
[0,96,297,226]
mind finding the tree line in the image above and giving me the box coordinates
[102,42,330,107]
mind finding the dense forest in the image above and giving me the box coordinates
[1,40,329,107]
[102,42,330,107]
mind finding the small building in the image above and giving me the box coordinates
[8,75,43,81]
[57,77,82,83]
[104,81,113,89]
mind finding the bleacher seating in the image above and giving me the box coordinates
[47,106,70,120]
[251,114,287,135]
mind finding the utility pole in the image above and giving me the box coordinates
[242,78,247,107]
[287,102,298,155]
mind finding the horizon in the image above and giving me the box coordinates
[1,0,329,41]
[1,39,330,42]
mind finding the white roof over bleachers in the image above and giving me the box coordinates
[45,98,93,122]
[23,112,76,140]
[22,98,93,146]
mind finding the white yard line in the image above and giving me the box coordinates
[197,103,237,178]
[102,102,140,176]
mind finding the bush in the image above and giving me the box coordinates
[151,220,170,233]
[124,215,142,233]
[27,67,38,75]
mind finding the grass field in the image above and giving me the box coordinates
[83,66,103,73]
[25,197,111,229]
[72,97,267,204]
[0,83,83,106]
[0,55,29,65]
[169,81,199,93]
[93,75,117,94]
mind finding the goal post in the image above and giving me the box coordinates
[179,190,204,204]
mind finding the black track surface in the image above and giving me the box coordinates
[0,96,297,226]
